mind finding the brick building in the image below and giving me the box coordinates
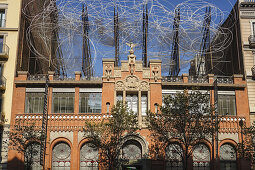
[7,46,251,170]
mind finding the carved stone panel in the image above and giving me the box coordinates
[135,63,142,71]
[152,65,160,81]
[104,64,113,80]
[122,62,129,71]
[143,70,150,78]
[140,81,149,91]
[125,76,139,90]
[116,81,125,91]
[114,70,121,77]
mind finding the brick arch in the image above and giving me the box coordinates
[49,137,73,169]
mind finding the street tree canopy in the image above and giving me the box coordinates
[147,89,214,170]
[84,101,138,170]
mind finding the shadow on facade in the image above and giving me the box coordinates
[7,157,25,170]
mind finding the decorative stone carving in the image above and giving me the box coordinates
[152,66,160,81]
[140,81,149,91]
[116,81,125,91]
[50,131,73,143]
[143,70,150,78]
[114,70,121,77]
[127,43,137,75]
[122,62,129,71]
[115,76,150,91]
[135,63,142,71]
[126,75,139,90]
[105,64,112,80]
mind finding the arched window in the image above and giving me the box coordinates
[165,144,183,170]
[122,140,142,160]
[24,143,42,170]
[220,144,237,170]
[106,102,110,113]
[80,143,98,170]
[52,142,71,170]
[193,144,210,170]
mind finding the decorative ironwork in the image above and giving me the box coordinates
[193,144,210,169]
[80,143,98,169]
[162,76,183,82]
[251,65,255,79]
[28,74,47,81]
[216,76,233,84]
[52,143,71,169]
[40,75,49,165]
[188,76,208,83]
[122,140,142,160]
[220,144,236,161]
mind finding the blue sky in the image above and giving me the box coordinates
[54,0,239,77]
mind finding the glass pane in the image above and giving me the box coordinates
[52,93,74,113]
[52,143,71,170]
[218,95,236,115]
[25,93,44,113]
[80,143,98,170]
[79,93,102,113]
[0,10,5,27]
[141,95,147,116]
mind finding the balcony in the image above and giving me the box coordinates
[248,35,255,48]
[0,76,6,90]
[0,44,9,60]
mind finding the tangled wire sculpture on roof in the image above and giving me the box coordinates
[23,0,235,76]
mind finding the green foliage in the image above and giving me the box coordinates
[8,120,43,170]
[147,89,214,169]
[84,101,138,170]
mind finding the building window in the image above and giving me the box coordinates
[52,142,71,170]
[79,93,101,113]
[0,35,4,53]
[126,94,138,114]
[220,144,237,170]
[154,103,158,113]
[0,9,5,27]
[193,144,210,169]
[106,102,110,113]
[252,22,255,35]
[116,93,123,102]
[166,144,183,169]
[122,140,142,160]
[25,93,44,113]
[218,95,236,115]
[52,93,74,113]
[80,143,98,169]
[141,94,147,116]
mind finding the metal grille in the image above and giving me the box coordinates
[52,143,71,170]
[80,143,98,170]
[25,143,42,170]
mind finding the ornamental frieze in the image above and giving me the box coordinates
[115,75,150,91]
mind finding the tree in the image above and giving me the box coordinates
[8,120,43,170]
[84,101,138,170]
[147,89,214,170]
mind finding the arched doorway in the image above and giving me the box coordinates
[52,142,71,170]
[165,143,183,170]
[220,143,237,170]
[24,142,42,170]
[193,144,210,170]
[80,143,98,170]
